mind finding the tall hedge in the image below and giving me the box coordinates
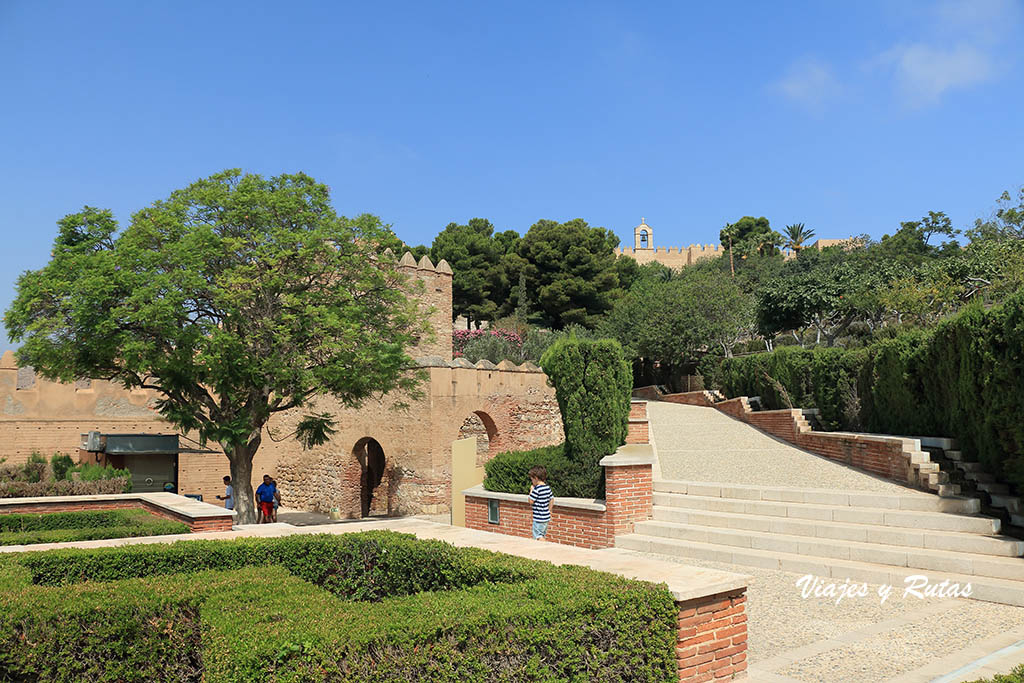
[537,337,632,497]
[715,294,1024,491]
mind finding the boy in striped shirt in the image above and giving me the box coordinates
[528,465,553,540]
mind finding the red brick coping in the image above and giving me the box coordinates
[0,492,235,532]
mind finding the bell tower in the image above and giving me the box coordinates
[634,218,653,249]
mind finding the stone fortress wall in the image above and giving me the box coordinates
[614,218,846,269]
[0,253,563,517]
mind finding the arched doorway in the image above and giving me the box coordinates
[458,410,499,466]
[353,437,386,517]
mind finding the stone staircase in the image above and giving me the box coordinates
[616,480,1024,606]
[919,437,1024,538]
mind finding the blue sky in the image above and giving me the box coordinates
[2,1,1022,351]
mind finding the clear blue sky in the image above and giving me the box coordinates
[2,1,1022,351]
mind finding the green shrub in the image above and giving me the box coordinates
[538,337,631,499]
[72,462,132,482]
[0,532,679,682]
[20,452,47,483]
[49,454,75,481]
[0,508,188,546]
[482,444,602,498]
[0,477,131,498]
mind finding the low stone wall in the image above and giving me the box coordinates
[0,493,234,532]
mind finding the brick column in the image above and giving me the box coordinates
[676,588,748,681]
[600,445,656,537]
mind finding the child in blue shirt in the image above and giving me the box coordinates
[528,465,553,540]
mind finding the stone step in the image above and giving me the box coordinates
[650,506,1024,557]
[977,481,1011,495]
[946,450,964,461]
[652,492,998,534]
[991,495,1023,514]
[633,520,1024,580]
[653,480,979,514]
[615,534,1024,607]
[958,462,985,473]
[964,471,996,483]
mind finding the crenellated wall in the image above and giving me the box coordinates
[0,252,563,516]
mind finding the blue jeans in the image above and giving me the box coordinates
[532,520,549,539]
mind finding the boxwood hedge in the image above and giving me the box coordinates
[0,531,679,682]
[0,508,189,546]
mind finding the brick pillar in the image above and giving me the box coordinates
[600,446,656,537]
[675,589,748,681]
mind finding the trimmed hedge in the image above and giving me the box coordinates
[540,337,632,462]
[0,532,679,682]
[482,444,605,499]
[717,345,865,430]
[716,294,1024,491]
[0,508,188,546]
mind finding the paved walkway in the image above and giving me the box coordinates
[648,401,929,494]
[645,400,1024,681]
[640,551,1024,683]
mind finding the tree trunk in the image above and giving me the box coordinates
[728,237,735,277]
[227,444,258,524]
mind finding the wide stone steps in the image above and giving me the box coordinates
[632,519,1024,579]
[616,533,1024,607]
[652,491,999,535]
[649,506,1023,557]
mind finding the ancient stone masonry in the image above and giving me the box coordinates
[615,218,847,270]
[0,252,564,517]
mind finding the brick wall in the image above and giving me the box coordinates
[626,420,650,444]
[464,463,652,550]
[465,400,652,549]
[676,589,748,681]
[465,497,614,549]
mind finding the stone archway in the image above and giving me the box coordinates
[352,437,387,517]
[458,410,500,466]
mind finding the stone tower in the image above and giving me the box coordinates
[634,218,653,249]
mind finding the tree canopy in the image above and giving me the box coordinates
[5,170,425,523]
[512,218,622,329]
[429,218,508,328]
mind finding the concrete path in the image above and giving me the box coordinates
[648,401,930,494]
[636,550,1024,683]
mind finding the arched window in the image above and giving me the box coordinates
[639,230,649,248]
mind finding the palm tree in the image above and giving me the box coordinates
[721,223,738,277]
[784,223,815,251]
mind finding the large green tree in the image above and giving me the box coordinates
[602,268,754,388]
[5,170,424,523]
[513,218,622,329]
[720,216,783,258]
[429,218,507,328]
